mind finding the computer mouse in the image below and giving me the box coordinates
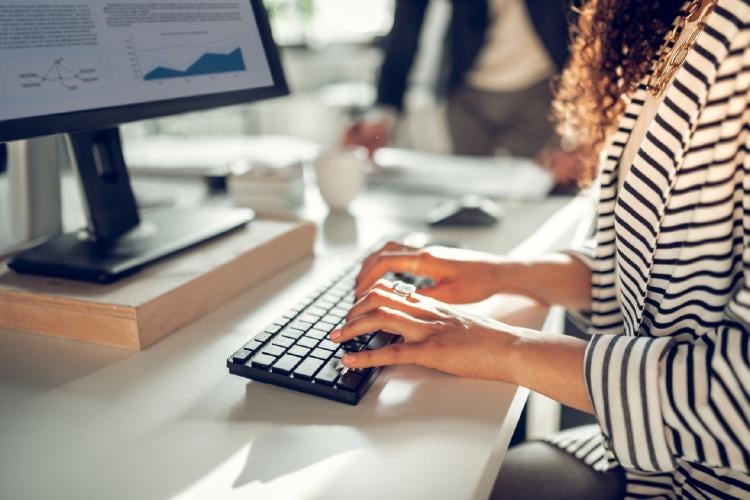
[427,195,502,227]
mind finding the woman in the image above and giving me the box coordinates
[331,0,750,498]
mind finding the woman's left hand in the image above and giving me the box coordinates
[331,279,522,382]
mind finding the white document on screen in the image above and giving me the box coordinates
[370,148,555,200]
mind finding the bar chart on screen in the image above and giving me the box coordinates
[125,35,248,82]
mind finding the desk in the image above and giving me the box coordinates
[0,178,590,500]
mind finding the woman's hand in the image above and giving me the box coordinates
[355,241,514,304]
[333,278,594,413]
[333,279,521,381]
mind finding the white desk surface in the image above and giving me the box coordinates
[0,181,587,500]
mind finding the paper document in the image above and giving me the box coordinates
[371,148,555,200]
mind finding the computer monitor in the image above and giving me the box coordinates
[0,0,288,283]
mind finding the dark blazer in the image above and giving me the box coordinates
[376,0,573,111]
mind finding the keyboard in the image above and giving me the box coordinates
[226,254,431,405]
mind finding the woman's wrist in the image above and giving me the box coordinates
[497,324,594,413]
[499,324,538,385]
[488,259,535,299]
[488,254,592,310]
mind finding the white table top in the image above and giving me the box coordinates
[0,180,588,500]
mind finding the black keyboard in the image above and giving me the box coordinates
[226,256,431,405]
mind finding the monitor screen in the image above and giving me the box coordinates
[0,0,287,141]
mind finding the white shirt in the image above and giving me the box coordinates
[465,0,554,92]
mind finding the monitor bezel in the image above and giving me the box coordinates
[0,0,288,143]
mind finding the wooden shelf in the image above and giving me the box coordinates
[0,219,316,350]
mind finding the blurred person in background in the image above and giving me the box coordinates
[344,0,585,185]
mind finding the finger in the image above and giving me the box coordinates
[358,241,411,280]
[331,306,432,343]
[347,288,429,322]
[342,124,362,146]
[411,283,458,303]
[355,251,426,297]
[341,342,423,369]
[357,277,394,299]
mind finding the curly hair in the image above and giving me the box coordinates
[553,0,685,185]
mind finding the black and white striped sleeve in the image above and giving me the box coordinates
[583,161,750,474]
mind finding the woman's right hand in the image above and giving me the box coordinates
[355,241,514,304]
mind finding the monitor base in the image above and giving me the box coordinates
[8,206,254,284]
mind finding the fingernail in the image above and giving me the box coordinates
[342,354,355,365]
[330,329,341,341]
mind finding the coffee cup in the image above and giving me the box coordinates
[313,147,368,211]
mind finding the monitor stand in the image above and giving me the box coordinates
[8,128,254,283]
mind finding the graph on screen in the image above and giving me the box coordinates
[18,58,99,91]
[126,36,248,82]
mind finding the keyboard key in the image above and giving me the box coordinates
[300,313,321,324]
[252,353,276,369]
[290,319,313,332]
[293,358,324,380]
[232,349,253,364]
[340,297,355,307]
[280,328,303,340]
[244,339,263,352]
[297,337,317,349]
[307,328,329,340]
[337,372,363,392]
[350,367,373,377]
[272,354,302,375]
[262,344,285,357]
[333,348,345,359]
[367,333,394,350]
[254,331,273,343]
[288,345,310,357]
[308,306,328,316]
[314,359,342,386]
[321,315,340,326]
[331,306,349,317]
[265,324,282,335]
[325,312,346,323]
[318,339,339,351]
[315,298,336,309]
[310,347,332,360]
[272,336,294,348]
[327,290,346,301]
[342,341,365,352]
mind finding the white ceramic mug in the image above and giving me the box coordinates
[313,147,368,211]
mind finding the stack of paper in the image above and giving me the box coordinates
[370,148,554,200]
[228,159,306,213]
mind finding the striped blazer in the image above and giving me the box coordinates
[548,1,750,497]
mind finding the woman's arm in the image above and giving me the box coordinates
[333,282,595,413]
[355,242,594,311]
[509,329,593,414]
[502,253,593,312]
